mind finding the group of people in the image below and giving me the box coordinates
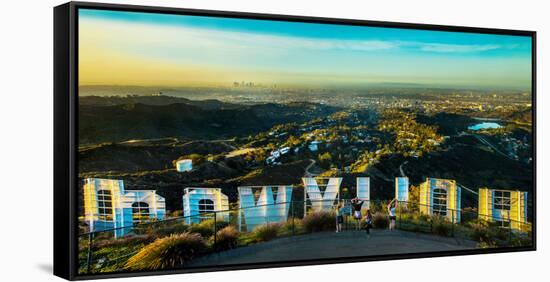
[335,198,398,235]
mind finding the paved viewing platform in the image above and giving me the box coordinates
[188,230,477,267]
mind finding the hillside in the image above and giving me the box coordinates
[79,95,239,110]
[79,140,235,173]
[79,101,339,144]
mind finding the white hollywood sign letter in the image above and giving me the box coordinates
[395,177,409,202]
[357,177,370,211]
[238,186,293,231]
[302,178,342,211]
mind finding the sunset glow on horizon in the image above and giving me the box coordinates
[79,9,532,90]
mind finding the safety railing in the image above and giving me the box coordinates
[78,199,532,274]
[394,200,532,252]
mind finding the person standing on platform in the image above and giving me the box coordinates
[351,197,364,230]
[335,202,344,233]
[388,198,397,231]
[364,209,373,236]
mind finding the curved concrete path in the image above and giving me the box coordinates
[188,230,477,267]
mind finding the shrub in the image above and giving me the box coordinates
[460,207,478,223]
[145,222,189,238]
[431,217,452,237]
[467,220,515,246]
[93,234,154,249]
[188,224,214,238]
[493,226,511,241]
[169,210,184,217]
[477,240,498,249]
[78,224,89,234]
[510,235,533,247]
[201,218,230,231]
[251,223,282,242]
[469,222,493,243]
[418,214,431,222]
[371,201,389,214]
[125,232,207,270]
[211,226,240,251]
[372,212,389,229]
[93,231,116,241]
[188,219,229,238]
[279,218,304,235]
[302,211,335,233]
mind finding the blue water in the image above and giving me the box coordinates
[468,122,503,130]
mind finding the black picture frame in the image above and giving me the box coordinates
[54,1,537,280]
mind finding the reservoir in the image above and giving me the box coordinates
[468,122,503,131]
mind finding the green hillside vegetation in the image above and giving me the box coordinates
[79,95,240,110]
[79,204,531,274]
[227,160,310,187]
[78,96,533,223]
[79,100,339,144]
[79,140,235,173]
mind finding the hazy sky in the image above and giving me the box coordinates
[79,9,532,90]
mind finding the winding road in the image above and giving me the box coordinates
[304,159,317,177]
[399,160,409,177]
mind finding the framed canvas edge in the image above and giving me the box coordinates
[54,2,78,280]
[53,1,537,280]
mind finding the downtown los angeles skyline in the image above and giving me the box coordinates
[78,9,532,90]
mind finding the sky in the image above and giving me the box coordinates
[78,9,532,90]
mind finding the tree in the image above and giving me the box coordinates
[409,185,420,212]
[286,135,301,146]
[318,152,333,169]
